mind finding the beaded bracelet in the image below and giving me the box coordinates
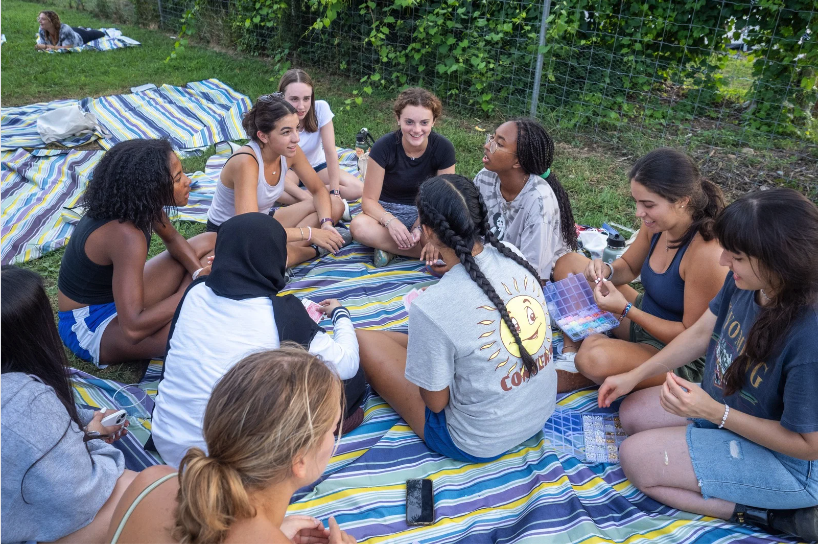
[619,302,633,321]
[384,217,397,229]
[718,404,730,429]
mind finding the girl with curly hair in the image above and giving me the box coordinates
[350,87,456,267]
[57,139,214,366]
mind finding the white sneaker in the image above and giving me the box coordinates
[342,199,352,222]
[553,350,578,373]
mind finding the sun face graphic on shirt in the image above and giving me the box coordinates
[476,275,549,376]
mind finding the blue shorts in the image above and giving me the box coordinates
[58,302,117,367]
[379,200,418,230]
[687,418,818,509]
[314,162,328,173]
[423,407,502,464]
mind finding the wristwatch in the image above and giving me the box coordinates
[329,189,341,196]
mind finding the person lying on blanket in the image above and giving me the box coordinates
[203,93,350,267]
[473,117,578,282]
[599,188,818,542]
[277,68,364,203]
[57,139,214,367]
[349,87,456,268]
[1,266,137,544]
[35,10,105,51]
[552,148,728,392]
[356,174,557,463]
[109,347,357,544]
[151,213,366,468]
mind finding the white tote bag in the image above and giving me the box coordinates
[37,104,102,144]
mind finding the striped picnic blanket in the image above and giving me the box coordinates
[1,79,249,155]
[81,79,250,156]
[68,245,791,543]
[39,28,141,53]
[1,148,103,264]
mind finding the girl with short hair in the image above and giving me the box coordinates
[598,188,818,542]
[349,88,456,267]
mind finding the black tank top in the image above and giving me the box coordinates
[58,216,151,305]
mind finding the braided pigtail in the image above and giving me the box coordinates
[417,175,540,376]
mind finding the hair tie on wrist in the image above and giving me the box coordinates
[539,168,551,180]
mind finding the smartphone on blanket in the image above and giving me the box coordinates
[406,479,434,526]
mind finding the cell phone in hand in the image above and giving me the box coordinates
[406,479,434,526]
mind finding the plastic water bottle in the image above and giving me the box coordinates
[602,232,627,263]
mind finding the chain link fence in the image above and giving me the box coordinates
[122,0,818,196]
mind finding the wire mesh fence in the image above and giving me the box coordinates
[134,0,817,196]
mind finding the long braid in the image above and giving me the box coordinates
[512,118,578,251]
[417,176,540,376]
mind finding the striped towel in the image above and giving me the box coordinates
[1,148,103,264]
[81,79,251,156]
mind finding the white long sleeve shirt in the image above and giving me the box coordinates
[151,283,358,467]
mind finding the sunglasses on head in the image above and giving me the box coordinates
[258,92,285,103]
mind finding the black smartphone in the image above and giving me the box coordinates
[406,478,434,526]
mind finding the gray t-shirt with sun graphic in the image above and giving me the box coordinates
[405,243,557,458]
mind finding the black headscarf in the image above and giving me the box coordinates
[167,213,321,351]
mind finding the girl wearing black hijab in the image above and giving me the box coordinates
[150,213,365,468]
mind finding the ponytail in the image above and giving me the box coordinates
[173,449,254,544]
[241,94,297,145]
[629,148,724,248]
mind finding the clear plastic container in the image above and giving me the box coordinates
[544,273,620,341]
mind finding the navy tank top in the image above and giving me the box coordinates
[58,215,151,305]
[638,233,693,322]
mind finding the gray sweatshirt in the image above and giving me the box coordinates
[1,373,125,544]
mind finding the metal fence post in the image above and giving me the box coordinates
[529,0,553,117]
[157,0,165,27]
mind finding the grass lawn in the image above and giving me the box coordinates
[3,0,637,382]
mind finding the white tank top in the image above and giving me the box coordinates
[207,141,287,226]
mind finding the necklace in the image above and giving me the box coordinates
[760,289,772,303]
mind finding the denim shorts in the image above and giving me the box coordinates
[686,418,818,509]
[423,407,502,464]
[314,162,328,173]
[379,200,418,230]
[57,302,118,367]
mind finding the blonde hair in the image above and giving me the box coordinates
[172,346,343,544]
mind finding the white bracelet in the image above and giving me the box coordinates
[192,267,204,281]
[604,261,615,281]
[718,404,730,429]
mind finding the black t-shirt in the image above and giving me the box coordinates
[703,272,818,433]
[370,131,456,205]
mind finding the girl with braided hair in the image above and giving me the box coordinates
[357,174,557,462]
[57,140,214,366]
[473,118,577,282]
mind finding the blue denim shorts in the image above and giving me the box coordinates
[687,418,818,509]
[423,407,501,464]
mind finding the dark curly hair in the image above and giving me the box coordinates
[511,118,577,252]
[417,174,544,376]
[39,10,61,37]
[82,139,177,233]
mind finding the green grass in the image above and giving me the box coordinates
[4,0,637,381]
